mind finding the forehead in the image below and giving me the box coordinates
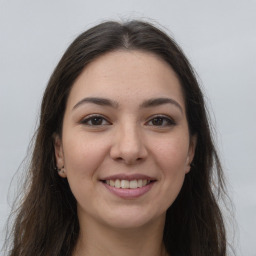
[66,50,185,109]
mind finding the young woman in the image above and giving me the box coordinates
[6,20,229,256]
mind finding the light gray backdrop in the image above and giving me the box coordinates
[0,0,255,255]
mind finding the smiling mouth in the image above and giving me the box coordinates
[101,179,155,189]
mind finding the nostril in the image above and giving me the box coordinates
[113,156,144,165]
[110,138,148,164]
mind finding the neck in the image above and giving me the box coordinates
[73,214,168,256]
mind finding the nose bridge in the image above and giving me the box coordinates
[110,120,147,164]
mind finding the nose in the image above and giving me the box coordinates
[110,123,148,165]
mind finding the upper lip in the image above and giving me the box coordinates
[100,174,156,181]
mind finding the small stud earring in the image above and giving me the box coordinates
[190,162,195,167]
[57,166,64,172]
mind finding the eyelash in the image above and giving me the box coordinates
[80,114,176,127]
[146,115,176,127]
[80,115,111,126]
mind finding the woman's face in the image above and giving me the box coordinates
[54,50,196,229]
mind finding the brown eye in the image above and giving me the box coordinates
[146,116,175,127]
[81,115,111,126]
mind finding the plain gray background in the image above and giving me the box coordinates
[0,0,255,255]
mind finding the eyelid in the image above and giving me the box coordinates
[145,114,176,126]
[80,114,112,126]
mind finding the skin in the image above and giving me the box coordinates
[54,50,196,256]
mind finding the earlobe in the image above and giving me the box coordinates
[53,133,66,178]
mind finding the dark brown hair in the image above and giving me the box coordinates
[6,20,229,256]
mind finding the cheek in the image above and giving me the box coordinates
[153,138,189,209]
[62,134,111,206]
[154,135,189,172]
[153,134,189,192]
[62,132,110,179]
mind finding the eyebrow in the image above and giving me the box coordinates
[72,97,119,110]
[140,97,183,113]
[72,96,183,113]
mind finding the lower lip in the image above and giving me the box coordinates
[102,182,155,199]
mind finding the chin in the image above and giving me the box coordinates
[100,208,166,230]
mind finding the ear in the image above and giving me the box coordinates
[185,135,197,174]
[53,133,67,178]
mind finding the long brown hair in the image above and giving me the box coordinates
[5,20,230,256]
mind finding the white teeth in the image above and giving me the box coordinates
[120,180,129,188]
[142,180,147,186]
[115,179,121,188]
[106,179,151,189]
[129,180,137,189]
